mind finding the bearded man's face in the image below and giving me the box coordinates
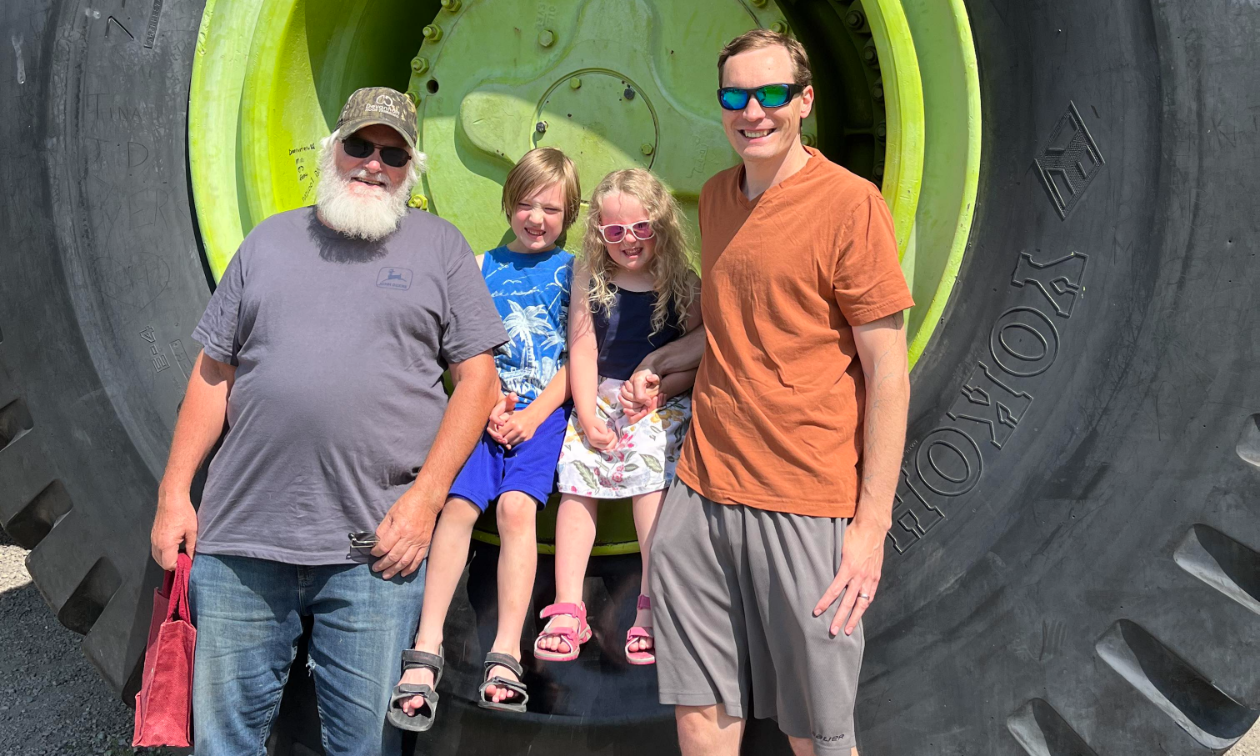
[316,124,418,242]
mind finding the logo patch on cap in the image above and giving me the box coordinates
[365,93,402,119]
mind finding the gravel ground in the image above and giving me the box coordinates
[0,530,179,756]
[0,528,1256,755]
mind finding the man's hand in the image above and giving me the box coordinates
[151,487,198,571]
[579,413,619,452]
[813,518,887,636]
[372,350,496,580]
[619,370,661,424]
[372,485,444,579]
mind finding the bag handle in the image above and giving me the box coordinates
[167,552,193,623]
[160,565,176,599]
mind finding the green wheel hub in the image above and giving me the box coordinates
[404,0,811,245]
[188,0,980,554]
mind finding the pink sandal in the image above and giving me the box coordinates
[533,602,592,662]
[625,595,655,666]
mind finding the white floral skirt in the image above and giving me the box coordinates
[557,377,691,499]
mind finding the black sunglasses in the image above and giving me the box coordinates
[341,136,411,168]
[717,83,804,111]
[348,531,379,551]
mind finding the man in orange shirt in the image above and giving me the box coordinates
[625,30,913,756]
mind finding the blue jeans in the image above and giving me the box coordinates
[188,553,425,756]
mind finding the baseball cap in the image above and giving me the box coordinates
[335,87,419,153]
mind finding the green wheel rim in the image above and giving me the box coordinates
[901,0,982,365]
[188,0,980,555]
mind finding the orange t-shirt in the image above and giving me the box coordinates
[676,148,914,518]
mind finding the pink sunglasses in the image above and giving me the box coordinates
[597,220,654,244]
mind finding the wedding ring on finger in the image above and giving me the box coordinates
[859,593,871,600]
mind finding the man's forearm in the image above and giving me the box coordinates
[160,352,233,495]
[638,327,705,376]
[660,369,697,402]
[413,354,499,500]
[854,357,910,531]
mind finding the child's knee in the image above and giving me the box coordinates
[441,497,483,526]
[495,493,538,534]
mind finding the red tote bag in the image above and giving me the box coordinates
[133,552,196,747]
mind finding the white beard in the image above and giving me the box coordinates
[315,143,417,242]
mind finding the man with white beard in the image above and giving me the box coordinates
[149,87,508,755]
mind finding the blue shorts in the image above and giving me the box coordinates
[448,405,569,511]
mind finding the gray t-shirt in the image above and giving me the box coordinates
[192,207,507,565]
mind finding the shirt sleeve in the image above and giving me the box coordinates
[192,247,247,365]
[440,232,508,365]
[832,190,916,326]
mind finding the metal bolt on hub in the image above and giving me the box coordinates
[538,29,555,47]
[440,0,461,11]
[640,143,654,155]
[422,24,443,42]
[771,21,788,34]
[863,39,878,65]
[536,121,548,135]
[845,9,866,29]
[411,57,429,74]
[570,77,582,90]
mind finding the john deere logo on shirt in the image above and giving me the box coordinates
[376,267,413,291]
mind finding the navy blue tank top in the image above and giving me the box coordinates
[592,287,686,380]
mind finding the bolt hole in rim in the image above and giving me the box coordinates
[188,0,980,554]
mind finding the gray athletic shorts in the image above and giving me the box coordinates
[650,481,863,754]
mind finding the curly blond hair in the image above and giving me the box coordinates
[582,169,696,335]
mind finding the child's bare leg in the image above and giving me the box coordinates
[629,488,666,653]
[483,491,538,703]
[398,497,480,715]
[538,494,598,654]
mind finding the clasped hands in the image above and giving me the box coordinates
[571,370,662,453]
[618,370,662,424]
[485,392,545,449]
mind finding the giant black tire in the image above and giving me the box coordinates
[2,1,1258,755]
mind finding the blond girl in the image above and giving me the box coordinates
[534,169,701,666]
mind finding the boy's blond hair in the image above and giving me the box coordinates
[582,169,696,335]
[501,148,582,229]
